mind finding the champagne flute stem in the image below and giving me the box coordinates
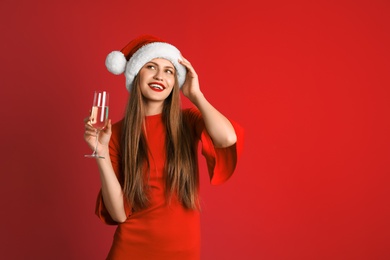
[93,129,100,155]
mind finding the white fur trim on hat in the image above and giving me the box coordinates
[124,42,186,92]
[105,51,127,75]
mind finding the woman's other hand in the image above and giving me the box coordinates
[84,116,112,154]
[179,56,203,102]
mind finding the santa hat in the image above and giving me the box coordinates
[105,35,186,92]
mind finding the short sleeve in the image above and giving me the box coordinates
[184,108,244,185]
[95,120,132,225]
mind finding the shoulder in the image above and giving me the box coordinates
[182,107,202,121]
[111,119,124,141]
[112,119,124,129]
[108,119,124,154]
[182,107,205,138]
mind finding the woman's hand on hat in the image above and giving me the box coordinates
[179,56,203,103]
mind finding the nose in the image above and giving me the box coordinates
[153,69,163,81]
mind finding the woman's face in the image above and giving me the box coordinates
[138,58,176,103]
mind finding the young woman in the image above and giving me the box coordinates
[84,35,243,259]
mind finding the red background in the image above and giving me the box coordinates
[1,0,389,259]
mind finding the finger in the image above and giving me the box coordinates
[85,126,95,133]
[84,128,98,135]
[179,56,191,66]
[84,116,93,124]
[180,54,189,62]
[84,118,95,129]
[84,120,94,129]
[84,109,92,122]
[179,57,197,74]
[102,119,112,134]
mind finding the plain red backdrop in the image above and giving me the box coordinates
[1,0,389,259]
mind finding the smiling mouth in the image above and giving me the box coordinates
[149,83,166,91]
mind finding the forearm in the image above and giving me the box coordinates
[96,147,127,223]
[191,93,237,148]
[178,56,237,148]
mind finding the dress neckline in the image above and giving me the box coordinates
[145,113,163,121]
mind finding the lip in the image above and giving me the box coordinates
[148,82,166,92]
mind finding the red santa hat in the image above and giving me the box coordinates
[105,34,187,92]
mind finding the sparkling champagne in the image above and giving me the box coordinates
[90,105,109,130]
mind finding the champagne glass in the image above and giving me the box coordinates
[85,90,109,159]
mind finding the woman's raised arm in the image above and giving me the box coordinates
[179,57,237,148]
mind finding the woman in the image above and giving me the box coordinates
[84,35,243,259]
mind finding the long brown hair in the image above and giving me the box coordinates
[121,75,199,212]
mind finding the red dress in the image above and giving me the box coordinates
[95,108,243,260]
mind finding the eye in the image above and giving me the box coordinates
[146,64,156,70]
[165,69,174,74]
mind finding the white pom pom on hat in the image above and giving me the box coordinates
[105,34,186,92]
[106,51,127,75]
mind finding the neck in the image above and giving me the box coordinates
[144,100,164,116]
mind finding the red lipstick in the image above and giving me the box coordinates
[149,82,166,92]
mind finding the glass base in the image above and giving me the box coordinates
[84,154,105,159]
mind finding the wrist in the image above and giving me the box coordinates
[97,145,110,157]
